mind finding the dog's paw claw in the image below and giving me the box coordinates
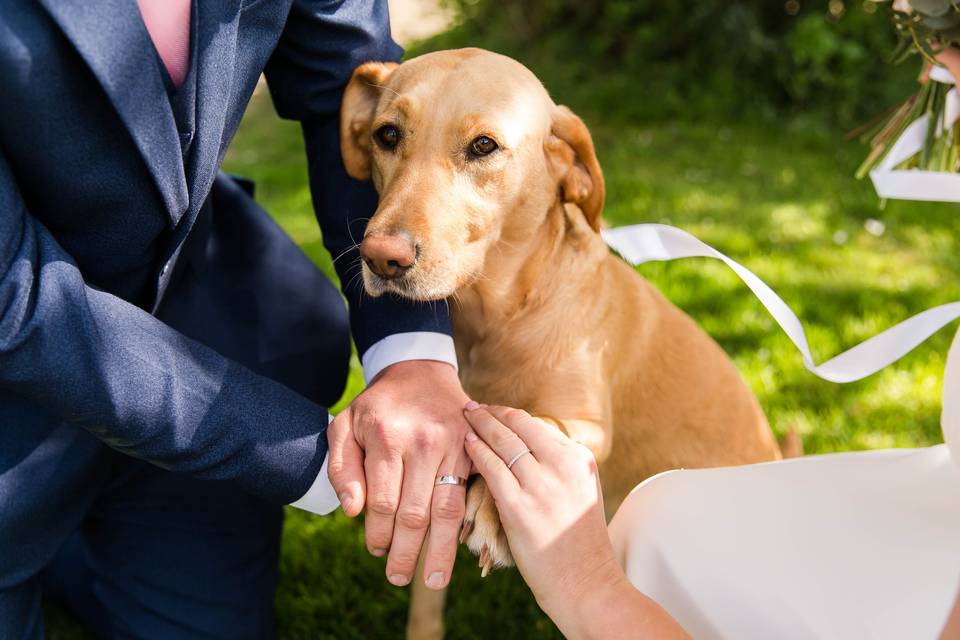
[459,519,474,544]
[462,478,514,574]
[480,551,493,578]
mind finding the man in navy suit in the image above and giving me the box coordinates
[0,1,471,637]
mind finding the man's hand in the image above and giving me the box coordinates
[327,360,471,590]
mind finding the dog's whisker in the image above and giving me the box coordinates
[343,259,367,300]
[449,290,463,312]
[331,243,361,266]
[347,271,365,294]
[472,270,492,284]
[346,218,363,250]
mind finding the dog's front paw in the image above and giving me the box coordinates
[460,477,513,576]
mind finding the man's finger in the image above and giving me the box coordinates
[326,412,365,518]
[363,442,404,559]
[384,449,442,586]
[421,453,469,590]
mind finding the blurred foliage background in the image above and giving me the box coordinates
[47,1,960,639]
[434,0,916,125]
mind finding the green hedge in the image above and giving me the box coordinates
[428,0,918,126]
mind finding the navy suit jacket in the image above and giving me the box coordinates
[0,0,452,508]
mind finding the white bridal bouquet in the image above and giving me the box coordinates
[856,0,960,200]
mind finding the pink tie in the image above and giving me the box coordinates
[136,0,191,89]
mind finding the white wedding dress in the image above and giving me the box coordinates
[608,328,960,639]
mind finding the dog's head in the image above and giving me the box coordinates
[340,48,604,300]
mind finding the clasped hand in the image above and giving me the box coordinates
[326,360,470,590]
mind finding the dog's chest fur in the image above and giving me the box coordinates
[450,238,612,416]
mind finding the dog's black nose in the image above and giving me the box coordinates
[360,233,416,280]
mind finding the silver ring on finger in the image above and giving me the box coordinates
[506,448,532,471]
[436,475,467,487]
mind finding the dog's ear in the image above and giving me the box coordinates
[544,105,605,232]
[340,61,399,181]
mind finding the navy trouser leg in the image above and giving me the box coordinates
[0,579,43,640]
[41,531,107,634]
[43,458,283,640]
[0,396,111,640]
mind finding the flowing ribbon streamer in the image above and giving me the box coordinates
[869,65,960,202]
[602,224,960,454]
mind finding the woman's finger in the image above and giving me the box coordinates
[463,405,539,483]
[463,430,520,499]
[483,405,568,455]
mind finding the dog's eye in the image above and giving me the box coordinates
[374,124,400,150]
[468,135,498,158]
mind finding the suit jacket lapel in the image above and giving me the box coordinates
[37,0,190,227]
[188,1,242,215]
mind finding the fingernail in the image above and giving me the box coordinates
[465,431,478,442]
[370,547,387,558]
[339,492,353,512]
[464,400,480,411]
[427,572,446,589]
[388,573,410,587]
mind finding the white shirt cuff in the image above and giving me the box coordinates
[289,414,340,515]
[360,331,458,384]
[289,454,340,515]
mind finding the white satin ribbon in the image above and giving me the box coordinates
[602,224,960,456]
[869,65,960,202]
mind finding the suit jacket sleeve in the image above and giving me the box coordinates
[264,0,453,357]
[0,150,326,505]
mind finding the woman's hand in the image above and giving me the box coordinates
[462,402,689,639]
[462,403,614,610]
[937,47,960,86]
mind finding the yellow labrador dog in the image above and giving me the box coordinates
[339,48,783,639]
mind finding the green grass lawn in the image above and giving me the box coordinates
[48,41,960,640]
